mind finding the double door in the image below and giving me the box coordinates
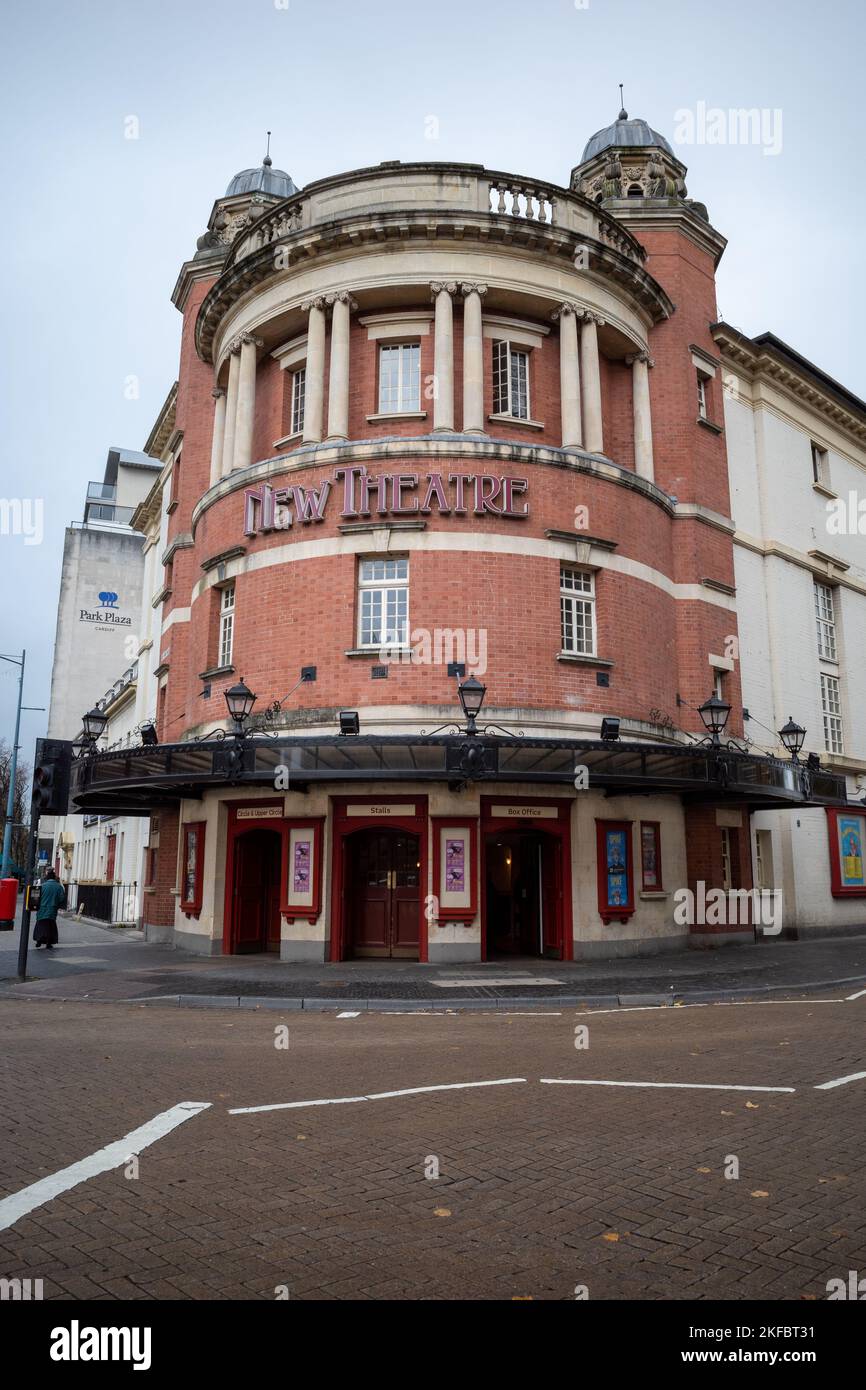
[349,830,420,958]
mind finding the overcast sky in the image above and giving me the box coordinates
[1,0,864,759]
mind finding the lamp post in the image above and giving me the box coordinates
[457,676,486,736]
[779,717,807,762]
[697,694,732,747]
[224,678,257,736]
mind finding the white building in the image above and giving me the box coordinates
[716,324,866,935]
[49,394,176,922]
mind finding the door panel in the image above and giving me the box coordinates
[349,830,420,958]
[233,829,282,953]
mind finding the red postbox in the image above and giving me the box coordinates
[0,877,18,930]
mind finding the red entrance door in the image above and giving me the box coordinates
[348,830,420,958]
[232,829,282,953]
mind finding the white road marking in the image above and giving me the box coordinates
[573,999,847,1017]
[845,989,866,1001]
[814,1070,866,1090]
[230,1077,527,1115]
[0,1101,211,1233]
[434,977,560,987]
[540,1078,796,1093]
[336,1011,361,1018]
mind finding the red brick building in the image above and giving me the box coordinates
[71,110,847,962]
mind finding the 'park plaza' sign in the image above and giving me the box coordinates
[243,466,529,535]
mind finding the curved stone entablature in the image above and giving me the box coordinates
[194,162,674,365]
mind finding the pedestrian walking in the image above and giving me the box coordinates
[33,869,66,949]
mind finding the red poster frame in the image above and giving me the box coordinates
[282,818,325,922]
[180,820,206,918]
[825,807,866,898]
[329,795,429,962]
[596,818,635,923]
[639,820,663,891]
[431,816,478,922]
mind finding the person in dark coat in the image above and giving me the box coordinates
[33,870,66,949]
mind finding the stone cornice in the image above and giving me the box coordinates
[600,201,728,267]
[713,322,866,449]
[143,381,178,460]
[733,530,866,597]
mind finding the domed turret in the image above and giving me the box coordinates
[571,103,689,209]
[581,108,675,164]
[225,155,297,201]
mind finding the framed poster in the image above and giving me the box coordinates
[180,821,206,917]
[640,821,663,891]
[282,819,325,922]
[595,819,634,922]
[431,818,477,922]
[826,808,866,897]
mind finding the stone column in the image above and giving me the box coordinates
[233,333,263,472]
[553,302,582,449]
[325,292,357,442]
[220,344,241,477]
[209,388,227,487]
[301,297,326,444]
[579,311,604,455]
[430,281,457,431]
[627,350,655,481]
[461,282,487,434]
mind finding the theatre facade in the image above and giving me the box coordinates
[69,112,849,961]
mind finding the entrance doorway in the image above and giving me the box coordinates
[484,830,561,958]
[347,828,421,958]
[231,828,282,953]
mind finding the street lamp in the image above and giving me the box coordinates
[779,717,806,762]
[697,694,732,746]
[457,676,487,736]
[224,678,256,735]
[81,707,108,749]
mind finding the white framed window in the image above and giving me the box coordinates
[560,567,596,656]
[821,672,844,755]
[358,557,409,648]
[219,582,235,668]
[814,582,837,661]
[811,441,829,486]
[713,669,726,701]
[291,368,306,435]
[378,343,421,413]
[492,340,530,419]
[720,828,732,890]
[697,371,709,419]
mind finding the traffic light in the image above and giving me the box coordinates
[31,739,73,817]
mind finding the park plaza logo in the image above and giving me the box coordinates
[243,465,530,535]
[79,589,131,627]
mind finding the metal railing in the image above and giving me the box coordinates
[64,881,139,926]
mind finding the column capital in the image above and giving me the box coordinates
[460,281,488,299]
[551,299,582,321]
[625,351,654,367]
[300,295,327,313]
[239,333,264,349]
[212,387,226,399]
[430,280,458,298]
[579,309,605,327]
[227,336,243,355]
[325,290,359,312]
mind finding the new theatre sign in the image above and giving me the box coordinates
[243,466,530,535]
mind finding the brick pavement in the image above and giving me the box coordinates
[0,997,864,1300]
